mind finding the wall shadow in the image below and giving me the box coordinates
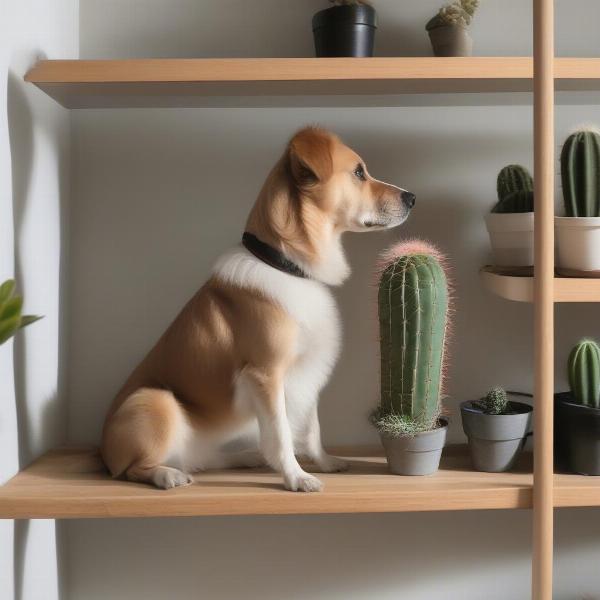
[7,64,69,600]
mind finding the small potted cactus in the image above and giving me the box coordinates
[556,339,600,475]
[556,128,600,274]
[312,0,377,58]
[485,164,535,268]
[426,0,479,57]
[461,387,533,473]
[0,279,41,345]
[371,240,450,476]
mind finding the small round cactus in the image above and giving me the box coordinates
[474,387,509,415]
[492,165,534,213]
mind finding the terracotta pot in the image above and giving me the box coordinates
[428,25,473,57]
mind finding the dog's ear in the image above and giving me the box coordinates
[287,127,334,188]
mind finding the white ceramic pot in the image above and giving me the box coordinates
[485,212,534,267]
[556,216,600,272]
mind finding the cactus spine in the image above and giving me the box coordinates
[492,164,534,213]
[561,129,600,217]
[376,242,449,434]
[568,339,600,408]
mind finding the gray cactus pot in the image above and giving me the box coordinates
[428,25,473,57]
[461,400,533,473]
[380,418,448,476]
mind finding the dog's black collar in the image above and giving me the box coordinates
[242,232,309,279]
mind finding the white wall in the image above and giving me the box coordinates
[62,1,600,599]
[0,1,78,599]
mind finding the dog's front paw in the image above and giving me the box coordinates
[316,455,349,473]
[152,467,194,490]
[285,471,323,493]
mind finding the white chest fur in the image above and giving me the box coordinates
[213,247,342,422]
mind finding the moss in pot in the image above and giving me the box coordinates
[461,387,533,473]
[312,0,378,58]
[370,240,451,476]
[426,0,479,57]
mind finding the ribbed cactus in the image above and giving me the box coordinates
[561,129,600,217]
[373,241,450,435]
[568,339,600,408]
[492,164,534,213]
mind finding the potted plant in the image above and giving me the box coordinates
[461,387,533,472]
[556,128,600,274]
[0,279,41,345]
[485,164,535,268]
[312,0,377,58]
[371,240,450,476]
[556,339,600,475]
[426,0,479,57]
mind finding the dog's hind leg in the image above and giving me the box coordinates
[101,387,193,489]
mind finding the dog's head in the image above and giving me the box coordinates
[286,127,415,233]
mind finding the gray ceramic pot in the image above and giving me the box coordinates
[461,400,533,473]
[428,25,473,57]
[381,418,448,476]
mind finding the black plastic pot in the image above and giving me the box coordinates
[555,392,600,475]
[312,5,377,58]
[461,400,532,472]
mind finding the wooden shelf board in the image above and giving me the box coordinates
[0,445,535,519]
[23,57,600,108]
[480,267,600,303]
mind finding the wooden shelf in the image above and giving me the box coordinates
[0,445,536,519]
[2,445,598,519]
[480,267,600,303]
[23,57,600,108]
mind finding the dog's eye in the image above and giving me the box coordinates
[354,165,366,181]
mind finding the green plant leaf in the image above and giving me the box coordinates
[19,315,43,329]
[0,296,23,321]
[0,314,21,345]
[0,279,16,306]
[0,296,23,320]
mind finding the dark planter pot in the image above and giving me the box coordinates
[554,392,570,471]
[380,418,448,476]
[461,400,532,472]
[556,393,600,475]
[428,25,473,57]
[312,5,377,58]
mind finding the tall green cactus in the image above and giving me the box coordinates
[568,339,600,408]
[492,164,534,213]
[561,129,600,217]
[374,241,449,435]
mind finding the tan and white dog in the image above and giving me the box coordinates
[101,127,415,492]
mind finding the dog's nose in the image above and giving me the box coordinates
[402,191,416,209]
